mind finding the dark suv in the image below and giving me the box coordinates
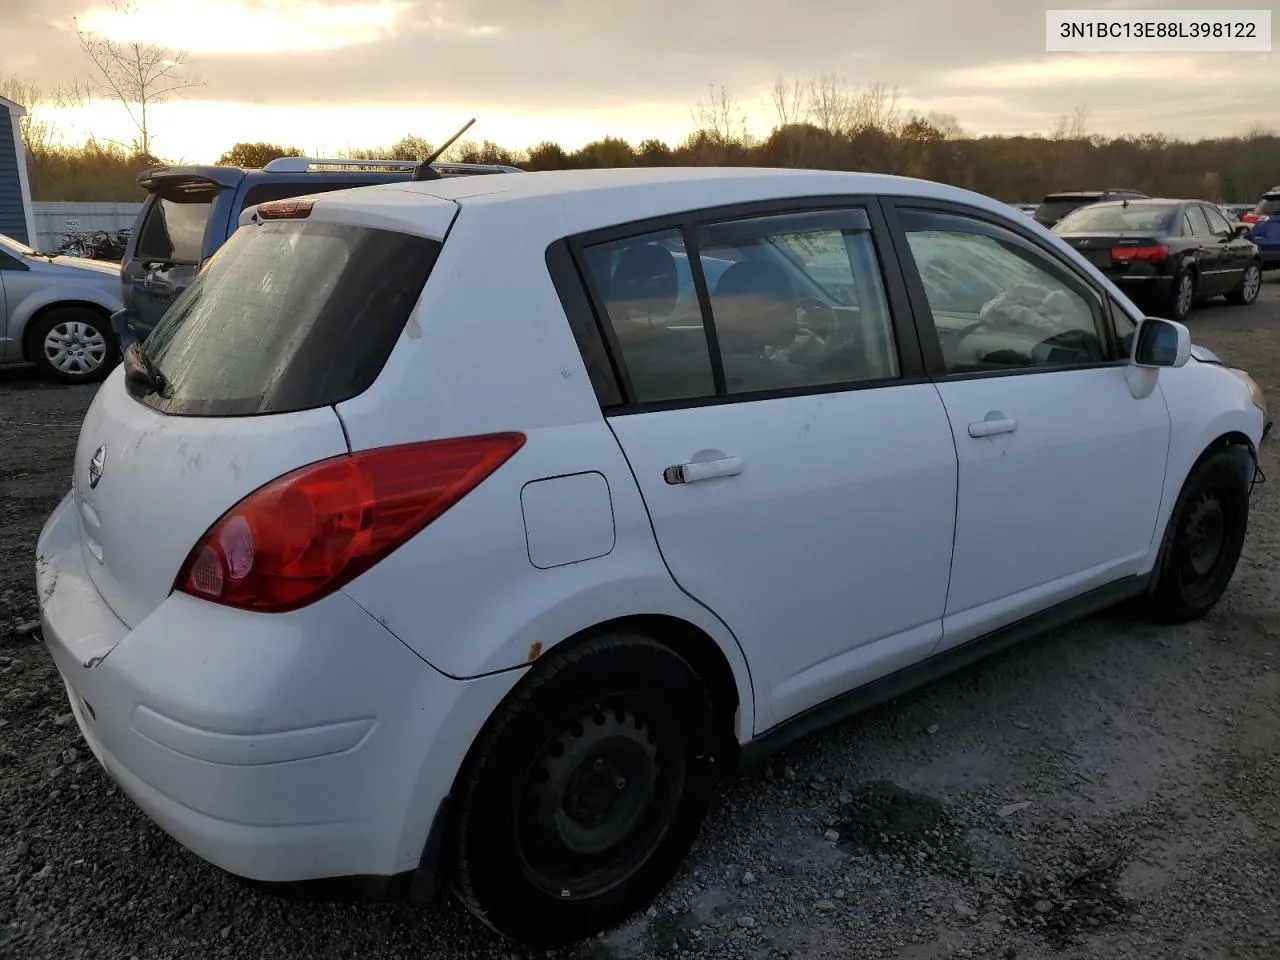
[112,156,522,347]
[1033,189,1149,228]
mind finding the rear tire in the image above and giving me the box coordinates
[447,633,722,947]
[1143,445,1253,624]
[26,306,119,385]
[1226,263,1262,306]
[1167,269,1195,322]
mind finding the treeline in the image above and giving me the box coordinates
[24,124,1279,206]
[13,76,1279,204]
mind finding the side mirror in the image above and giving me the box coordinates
[1234,223,1251,238]
[1132,317,1191,368]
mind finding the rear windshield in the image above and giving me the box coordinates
[1055,203,1175,233]
[1257,196,1280,217]
[133,219,441,417]
[1034,198,1094,223]
[137,191,218,263]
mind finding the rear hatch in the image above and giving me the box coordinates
[73,193,456,630]
[122,169,239,340]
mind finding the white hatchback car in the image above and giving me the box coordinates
[37,167,1269,947]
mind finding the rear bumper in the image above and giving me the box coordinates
[1258,247,1280,268]
[36,492,517,890]
[1106,273,1173,301]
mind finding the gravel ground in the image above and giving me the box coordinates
[3,278,1280,960]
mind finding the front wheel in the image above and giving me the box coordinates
[447,633,722,947]
[1143,445,1253,624]
[1226,262,1262,306]
[25,306,119,384]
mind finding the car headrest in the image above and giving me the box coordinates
[712,259,793,306]
[609,243,678,321]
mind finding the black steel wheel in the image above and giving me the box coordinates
[447,633,722,947]
[1145,444,1253,623]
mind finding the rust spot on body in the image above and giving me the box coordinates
[527,641,543,662]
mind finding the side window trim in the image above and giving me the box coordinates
[879,197,1126,380]
[544,239,624,408]
[681,222,729,396]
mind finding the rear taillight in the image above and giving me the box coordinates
[175,433,526,613]
[1111,245,1168,262]
[255,198,316,220]
[1242,213,1264,224]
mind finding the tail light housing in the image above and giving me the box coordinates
[1111,244,1168,262]
[175,433,526,613]
[255,197,316,220]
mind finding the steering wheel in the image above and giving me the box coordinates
[795,297,839,341]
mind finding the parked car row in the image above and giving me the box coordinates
[1051,197,1264,321]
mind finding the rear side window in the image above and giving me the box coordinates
[137,192,217,263]
[136,220,440,416]
[580,207,900,404]
[1257,196,1280,217]
[1186,205,1214,237]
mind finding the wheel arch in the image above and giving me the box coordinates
[1145,428,1257,595]
[405,611,749,905]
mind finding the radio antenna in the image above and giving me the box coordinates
[412,118,477,181]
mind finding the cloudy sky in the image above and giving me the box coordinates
[1,0,1275,162]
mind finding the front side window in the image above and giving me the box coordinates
[901,208,1112,374]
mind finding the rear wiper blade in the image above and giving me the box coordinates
[123,343,167,396]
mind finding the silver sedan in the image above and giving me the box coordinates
[0,233,124,383]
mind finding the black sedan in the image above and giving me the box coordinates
[1052,198,1263,322]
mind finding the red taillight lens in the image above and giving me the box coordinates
[1111,244,1168,262]
[1242,213,1264,224]
[176,433,526,613]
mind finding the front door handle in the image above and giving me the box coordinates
[968,416,1017,438]
[664,457,743,484]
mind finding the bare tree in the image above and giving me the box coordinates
[0,74,92,154]
[851,81,902,135]
[692,84,748,145]
[1051,103,1090,140]
[806,72,856,136]
[75,0,203,157]
[769,76,806,128]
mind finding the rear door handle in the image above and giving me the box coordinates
[664,457,743,484]
[968,416,1017,438]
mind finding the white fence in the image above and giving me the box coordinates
[31,202,142,253]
